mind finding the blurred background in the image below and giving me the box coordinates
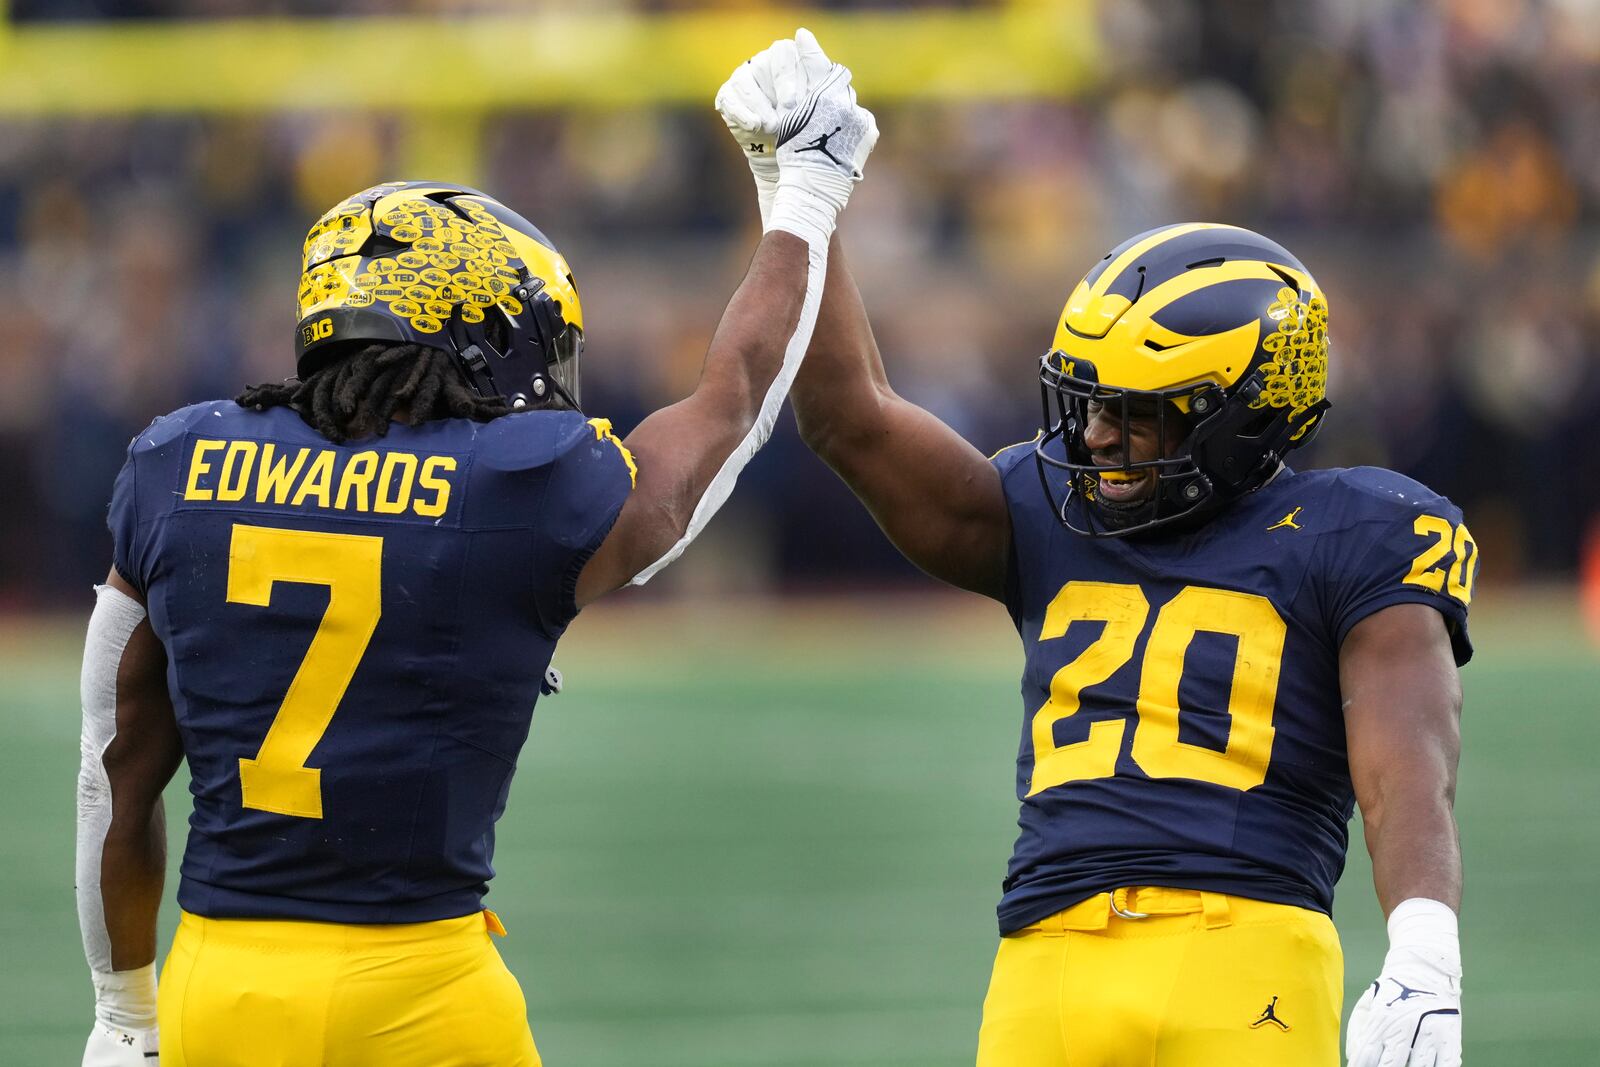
[4,0,1600,600]
[1,0,1597,1064]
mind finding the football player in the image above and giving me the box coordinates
[719,35,1471,1067]
[76,63,878,1067]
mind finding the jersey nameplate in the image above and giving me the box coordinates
[179,436,462,521]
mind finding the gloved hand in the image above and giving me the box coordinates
[82,1021,158,1066]
[1346,898,1462,1067]
[715,28,877,247]
[714,35,809,226]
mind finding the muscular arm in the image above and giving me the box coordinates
[87,570,183,973]
[790,236,1011,599]
[1341,602,1463,915]
[574,232,812,605]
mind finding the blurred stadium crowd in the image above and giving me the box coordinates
[2,0,1598,604]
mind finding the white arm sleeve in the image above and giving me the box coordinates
[76,583,159,1030]
[627,233,830,585]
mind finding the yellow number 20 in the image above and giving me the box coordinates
[228,524,382,819]
[1403,515,1477,605]
[1028,582,1285,797]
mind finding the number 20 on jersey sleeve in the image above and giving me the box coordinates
[228,524,382,819]
[1028,583,1284,797]
[1403,515,1477,605]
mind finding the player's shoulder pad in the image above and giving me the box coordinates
[472,409,593,471]
[1299,465,1477,664]
[1315,465,1464,530]
[475,409,637,485]
[989,431,1044,480]
[125,399,237,456]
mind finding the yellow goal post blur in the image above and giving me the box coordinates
[0,1,1098,200]
[0,3,1098,111]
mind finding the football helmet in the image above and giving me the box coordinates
[1036,222,1330,537]
[295,180,584,409]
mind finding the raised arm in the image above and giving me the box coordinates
[573,233,811,605]
[1341,602,1464,1067]
[712,30,1011,600]
[77,569,183,1064]
[792,237,1012,599]
[575,52,877,605]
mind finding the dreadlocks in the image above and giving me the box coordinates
[237,343,512,444]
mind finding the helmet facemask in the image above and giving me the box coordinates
[1036,350,1329,539]
[1037,353,1208,537]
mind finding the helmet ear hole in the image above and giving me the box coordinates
[482,313,509,356]
[1238,406,1279,440]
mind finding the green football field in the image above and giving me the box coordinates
[3,592,1595,1064]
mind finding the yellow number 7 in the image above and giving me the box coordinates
[228,524,383,819]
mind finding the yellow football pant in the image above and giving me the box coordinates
[158,909,541,1067]
[977,887,1342,1066]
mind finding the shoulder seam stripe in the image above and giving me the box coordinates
[988,431,1043,461]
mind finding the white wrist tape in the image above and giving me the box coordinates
[1386,897,1461,975]
[766,175,850,251]
[77,583,159,1028]
[628,232,830,584]
[90,962,158,1031]
[755,177,777,229]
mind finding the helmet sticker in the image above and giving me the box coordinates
[1251,286,1329,425]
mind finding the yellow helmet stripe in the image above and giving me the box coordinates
[1087,222,1226,302]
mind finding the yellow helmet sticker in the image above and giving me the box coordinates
[295,182,582,342]
[1252,286,1330,431]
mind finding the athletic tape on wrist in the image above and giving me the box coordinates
[90,962,158,1031]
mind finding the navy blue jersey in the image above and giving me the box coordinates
[109,401,634,923]
[989,440,1477,934]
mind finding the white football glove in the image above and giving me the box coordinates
[83,1021,158,1065]
[1346,898,1462,1067]
[715,28,877,248]
[715,34,816,225]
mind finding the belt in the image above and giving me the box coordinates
[1019,886,1233,935]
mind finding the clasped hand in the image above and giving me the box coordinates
[715,27,878,245]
